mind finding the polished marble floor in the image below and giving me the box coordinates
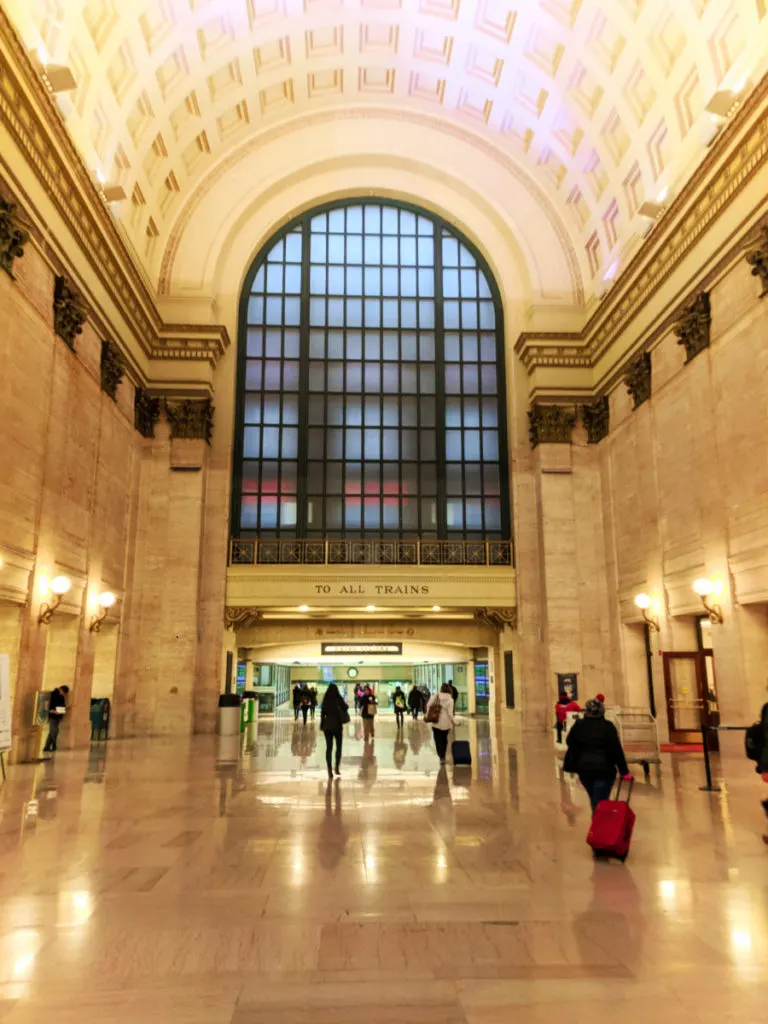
[0,712,767,1022]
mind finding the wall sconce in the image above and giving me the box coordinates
[89,592,116,633]
[693,578,725,624]
[634,592,660,631]
[38,575,72,624]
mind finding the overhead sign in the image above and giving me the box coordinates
[0,655,12,753]
[321,643,403,656]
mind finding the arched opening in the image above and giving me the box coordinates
[231,198,511,555]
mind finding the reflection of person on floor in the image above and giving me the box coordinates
[292,683,303,721]
[43,685,69,753]
[393,733,407,771]
[320,682,348,779]
[407,720,423,756]
[564,698,631,811]
[392,686,407,729]
[318,778,347,872]
[555,692,581,744]
[360,686,377,742]
[408,685,422,720]
[358,739,377,789]
[428,684,455,764]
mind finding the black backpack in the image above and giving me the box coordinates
[745,722,764,762]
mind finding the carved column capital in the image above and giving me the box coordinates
[625,352,651,409]
[745,225,768,297]
[165,398,214,443]
[0,198,29,279]
[134,387,161,438]
[225,607,262,630]
[100,340,125,401]
[53,275,87,350]
[581,395,609,445]
[528,404,577,448]
[675,292,711,363]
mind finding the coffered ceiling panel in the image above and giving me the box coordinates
[7,0,768,293]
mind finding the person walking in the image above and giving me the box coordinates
[293,683,303,721]
[449,680,459,711]
[554,692,582,744]
[392,686,407,730]
[300,687,311,725]
[354,684,363,714]
[320,683,348,778]
[309,686,318,720]
[564,698,632,812]
[426,683,455,765]
[43,685,69,753]
[408,684,422,720]
[360,685,378,742]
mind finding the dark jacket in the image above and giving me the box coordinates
[449,684,459,708]
[320,693,348,733]
[407,687,421,710]
[49,688,67,718]
[292,686,303,707]
[360,693,377,719]
[564,716,629,779]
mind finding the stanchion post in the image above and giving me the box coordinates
[699,723,721,792]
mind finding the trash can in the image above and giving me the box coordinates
[241,690,258,730]
[217,693,242,736]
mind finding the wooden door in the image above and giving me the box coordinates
[662,651,719,747]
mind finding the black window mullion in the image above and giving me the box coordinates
[296,222,311,538]
[434,225,447,539]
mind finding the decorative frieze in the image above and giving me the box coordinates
[475,607,517,632]
[581,395,610,445]
[625,352,651,409]
[528,404,576,448]
[675,292,711,363]
[745,225,768,297]
[53,275,87,350]
[0,198,29,278]
[165,398,214,443]
[100,340,125,401]
[134,387,160,438]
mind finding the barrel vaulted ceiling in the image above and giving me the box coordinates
[5,0,768,295]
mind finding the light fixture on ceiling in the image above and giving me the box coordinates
[365,604,376,612]
[693,577,725,624]
[298,605,310,612]
[89,591,116,633]
[432,605,441,612]
[705,80,750,120]
[634,592,660,631]
[30,48,77,93]
[38,574,72,625]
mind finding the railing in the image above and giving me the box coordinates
[229,538,514,567]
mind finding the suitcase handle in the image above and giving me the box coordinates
[615,778,634,804]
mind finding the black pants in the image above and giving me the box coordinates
[44,717,61,752]
[294,705,300,720]
[433,727,450,762]
[395,708,405,728]
[324,729,342,773]
[556,721,564,743]
[410,707,419,719]
[301,706,309,724]
[579,775,614,811]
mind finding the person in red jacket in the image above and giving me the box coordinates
[555,692,581,743]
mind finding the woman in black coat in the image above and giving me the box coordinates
[564,698,631,811]
[320,683,348,779]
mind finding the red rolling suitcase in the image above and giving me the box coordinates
[586,780,635,861]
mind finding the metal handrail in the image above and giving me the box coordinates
[228,537,514,567]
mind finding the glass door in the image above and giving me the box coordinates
[474,661,489,715]
[662,651,718,747]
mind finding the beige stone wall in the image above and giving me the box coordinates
[517,254,768,734]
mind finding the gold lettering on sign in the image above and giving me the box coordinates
[313,583,430,596]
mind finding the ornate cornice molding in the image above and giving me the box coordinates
[0,11,230,373]
[515,69,768,380]
[152,324,230,367]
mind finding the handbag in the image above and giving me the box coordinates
[424,697,440,724]
[340,703,350,725]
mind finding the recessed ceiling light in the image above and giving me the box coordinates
[365,604,376,612]
[432,605,441,612]
[298,605,310,612]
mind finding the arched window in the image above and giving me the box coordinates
[232,200,510,544]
